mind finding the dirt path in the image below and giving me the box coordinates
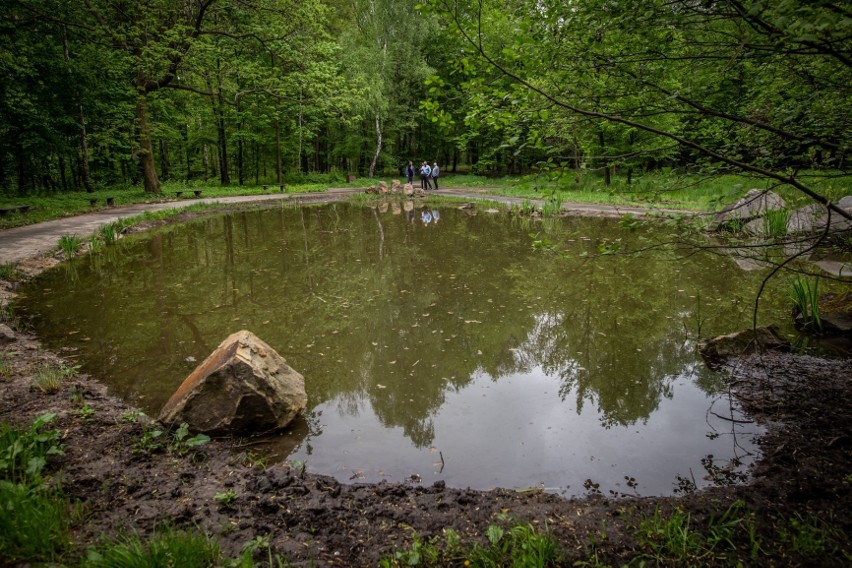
[0,188,694,265]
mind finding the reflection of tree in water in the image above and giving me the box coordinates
[21,203,789,444]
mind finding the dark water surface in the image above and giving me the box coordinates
[20,201,788,495]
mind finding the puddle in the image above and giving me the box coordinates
[19,201,793,495]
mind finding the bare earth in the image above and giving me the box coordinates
[0,195,849,566]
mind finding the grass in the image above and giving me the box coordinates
[0,263,24,282]
[381,520,561,567]
[763,208,791,237]
[0,412,62,484]
[58,234,82,260]
[0,479,74,563]
[2,169,846,231]
[790,276,822,333]
[0,177,351,230]
[31,362,77,393]
[82,526,222,568]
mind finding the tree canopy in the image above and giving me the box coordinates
[1,0,849,208]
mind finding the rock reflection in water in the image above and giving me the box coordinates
[19,201,790,495]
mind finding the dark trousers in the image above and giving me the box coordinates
[432,176,439,190]
[420,175,431,190]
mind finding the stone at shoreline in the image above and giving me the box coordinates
[802,292,852,335]
[787,200,852,235]
[390,180,401,193]
[403,183,414,196]
[377,181,388,194]
[713,189,785,231]
[0,323,15,345]
[699,326,790,368]
[159,330,307,435]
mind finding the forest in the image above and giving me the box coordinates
[1,0,849,212]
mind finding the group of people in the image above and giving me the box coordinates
[405,160,440,191]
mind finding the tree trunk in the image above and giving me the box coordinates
[598,130,610,187]
[368,112,382,178]
[275,121,282,183]
[183,124,192,181]
[63,27,93,193]
[58,154,67,191]
[78,104,94,192]
[159,138,170,180]
[206,70,229,185]
[136,80,161,193]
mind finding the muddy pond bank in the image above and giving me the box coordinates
[2,325,850,566]
[1,202,850,566]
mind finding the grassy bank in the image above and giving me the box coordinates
[2,170,847,230]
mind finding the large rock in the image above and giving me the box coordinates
[403,183,414,196]
[787,202,852,235]
[159,330,307,435]
[713,189,785,231]
[798,292,852,335]
[377,181,388,194]
[699,326,789,368]
[390,179,401,193]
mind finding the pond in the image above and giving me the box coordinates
[19,200,790,496]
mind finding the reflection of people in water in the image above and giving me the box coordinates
[421,209,433,225]
[432,209,440,224]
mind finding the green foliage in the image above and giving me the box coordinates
[0,413,62,484]
[381,522,560,567]
[0,480,73,563]
[133,422,209,456]
[215,490,238,509]
[31,362,77,394]
[790,276,822,333]
[83,526,222,568]
[0,414,70,562]
[0,351,12,378]
[0,263,23,282]
[763,209,791,238]
[58,234,82,261]
[634,500,759,565]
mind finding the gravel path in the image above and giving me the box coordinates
[0,187,694,265]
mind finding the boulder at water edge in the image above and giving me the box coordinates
[390,179,401,193]
[403,182,414,196]
[713,189,785,231]
[159,330,307,435]
[699,326,790,369]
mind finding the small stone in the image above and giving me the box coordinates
[0,323,15,345]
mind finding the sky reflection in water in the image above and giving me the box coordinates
[21,201,786,495]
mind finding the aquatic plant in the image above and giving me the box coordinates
[763,208,791,238]
[790,276,822,333]
[57,234,82,260]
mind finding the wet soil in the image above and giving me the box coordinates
[1,211,851,566]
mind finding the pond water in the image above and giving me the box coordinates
[19,201,789,496]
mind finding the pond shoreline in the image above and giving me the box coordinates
[1,199,850,565]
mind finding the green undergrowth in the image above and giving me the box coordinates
[381,519,561,568]
[447,170,848,213]
[3,170,845,230]
[0,179,341,230]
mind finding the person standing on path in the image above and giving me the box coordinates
[430,162,440,190]
[405,161,415,184]
[420,161,432,191]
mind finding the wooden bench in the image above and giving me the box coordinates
[0,205,31,217]
[193,190,202,197]
[106,197,115,206]
[175,191,184,198]
[89,198,98,206]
